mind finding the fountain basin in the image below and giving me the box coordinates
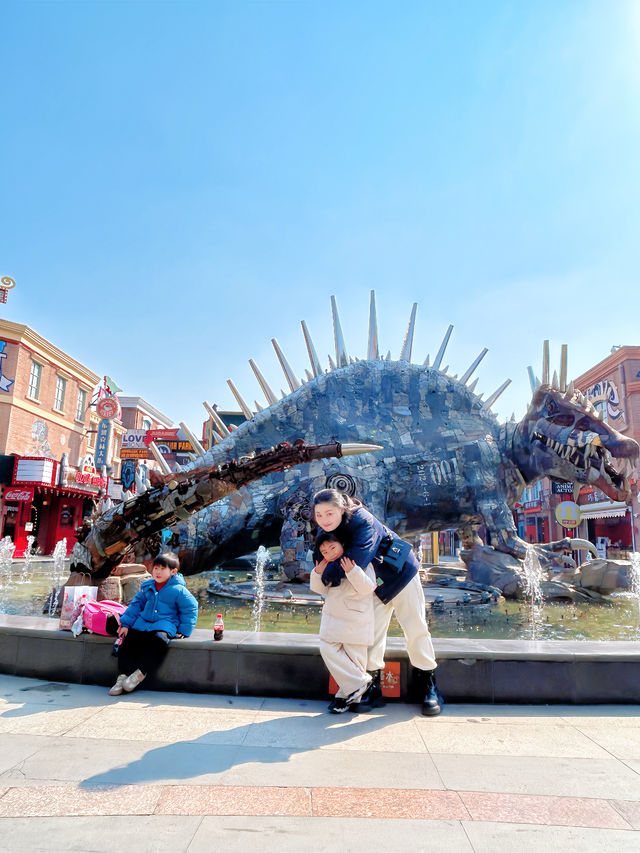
[1,614,639,704]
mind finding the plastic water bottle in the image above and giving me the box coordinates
[214,613,224,641]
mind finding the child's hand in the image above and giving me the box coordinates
[314,559,327,574]
[340,556,356,573]
[117,626,129,638]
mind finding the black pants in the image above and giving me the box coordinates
[117,629,171,677]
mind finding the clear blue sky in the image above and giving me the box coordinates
[2,0,639,434]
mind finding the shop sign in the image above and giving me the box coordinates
[95,394,121,420]
[551,481,574,495]
[3,487,34,502]
[120,447,149,459]
[94,418,111,468]
[143,429,179,447]
[122,429,147,450]
[74,471,108,487]
[14,457,57,486]
[555,501,581,529]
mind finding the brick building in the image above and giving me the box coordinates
[0,320,124,556]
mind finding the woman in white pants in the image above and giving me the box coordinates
[310,532,377,713]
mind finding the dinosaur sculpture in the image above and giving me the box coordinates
[69,439,380,579]
[178,293,639,598]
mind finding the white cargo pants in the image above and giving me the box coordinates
[320,640,372,698]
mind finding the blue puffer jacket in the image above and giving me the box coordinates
[120,573,198,638]
[315,506,418,604]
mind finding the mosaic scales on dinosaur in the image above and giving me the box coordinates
[180,292,639,601]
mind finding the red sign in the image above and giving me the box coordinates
[143,429,179,447]
[96,395,121,420]
[3,488,34,502]
[74,472,108,487]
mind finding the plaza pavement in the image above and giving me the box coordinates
[0,674,639,852]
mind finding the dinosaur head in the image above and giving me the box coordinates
[516,385,639,501]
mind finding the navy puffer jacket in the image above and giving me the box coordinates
[120,573,198,637]
[315,506,417,604]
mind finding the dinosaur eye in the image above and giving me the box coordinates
[575,417,592,431]
[545,400,558,415]
[551,414,574,427]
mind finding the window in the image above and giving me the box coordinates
[28,361,42,400]
[142,418,152,431]
[76,388,87,421]
[54,376,66,411]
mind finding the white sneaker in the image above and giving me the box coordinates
[122,669,146,693]
[108,675,127,696]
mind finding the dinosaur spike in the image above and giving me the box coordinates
[567,380,574,396]
[510,412,516,422]
[433,325,453,370]
[399,303,417,362]
[272,338,300,393]
[481,379,512,411]
[460,348,489,384]
[328,354,336,371]
[305,369,313,382]
[301,320,323,378]
[349,356,355,364]
[203,401,231,437]
[149,441,172,475]
[560,344,568,393]
[330,295,349,368]
[386,350,391,361]
[542,340,550,386]
[179,422,207,457]
[467,378,479,394]
[281,390,286,399]
[367,290,379,360]
[254,400,263,413]
[249,359,278,406]
[552,370,559,391]
[227,379,253,420]
[442,365,449,374]
[527,366,537,393]
[423,354,430,367]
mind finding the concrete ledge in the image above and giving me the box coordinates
[1,614,639,703]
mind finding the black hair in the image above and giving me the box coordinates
[153,552,180,571]
[315,531,345,550]
[312,488,361,519]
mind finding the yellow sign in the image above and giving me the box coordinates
[555,501,581,529]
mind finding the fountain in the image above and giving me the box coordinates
[629,552,640,640]
[521,545,545,640]
[19,535,35,584]
[0,536,16,614]
[251,545,269,632]
[48,538,68,617]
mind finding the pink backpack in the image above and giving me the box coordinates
[82,599,127,636]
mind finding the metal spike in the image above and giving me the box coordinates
[203,401,230,437]
[542,340,550,386]
[249,358,278,406]
[330,295,349,367]
[567,380,574,396]
[340,442,384,456]
[560,344,568,393]
[349,356,355,364]
[399,303,417,362]
[467,378,479,393]
[328,354,336,371]
[527,366,537,393]
[305,369,313,382]
[281,390,286,399]
[552,370,559,391]
[367,290,379,360]
[271,338,300,393]
[423,354,430,367]
[510,412,516,422]
[481,379,512,411]
[227,380,253,420]
[461,348,489,385]
[442,365,449,374]
[433,325,453,370]
[301,320,323,378]
[386,350,391,361]
[254,400,263,413]
[179,422,207,457]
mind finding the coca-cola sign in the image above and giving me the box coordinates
[3,488,34,502]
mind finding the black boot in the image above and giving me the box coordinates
[419,669,442,717]
[348,670,386,713]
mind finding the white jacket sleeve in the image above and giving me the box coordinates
[344,564,377,595]
[309,570,327,594]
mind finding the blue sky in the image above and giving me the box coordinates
[1,0,639,434]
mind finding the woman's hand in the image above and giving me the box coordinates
[117,626,129,638]
[340,556,356,573]
[314,559,327,574]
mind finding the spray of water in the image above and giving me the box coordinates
[251,545,269,632]
[629,552,640,640]
[19,535,35,583]
[0,536,16,614]
[48,538,68,617]
[521,545,545,640]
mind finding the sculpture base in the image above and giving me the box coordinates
[1,615,639,704]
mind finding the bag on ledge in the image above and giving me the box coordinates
[59,586,98,630]
[82,600,127,636]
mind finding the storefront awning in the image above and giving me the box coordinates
[578,501,628,520]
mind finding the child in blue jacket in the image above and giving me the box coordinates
[109,552,198,696]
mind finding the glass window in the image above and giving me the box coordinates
[54,376,66,411]
[28,361,42,400]
[142,418,151,431]
[76,388,87,421]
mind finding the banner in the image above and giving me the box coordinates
[94,419,111,468]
